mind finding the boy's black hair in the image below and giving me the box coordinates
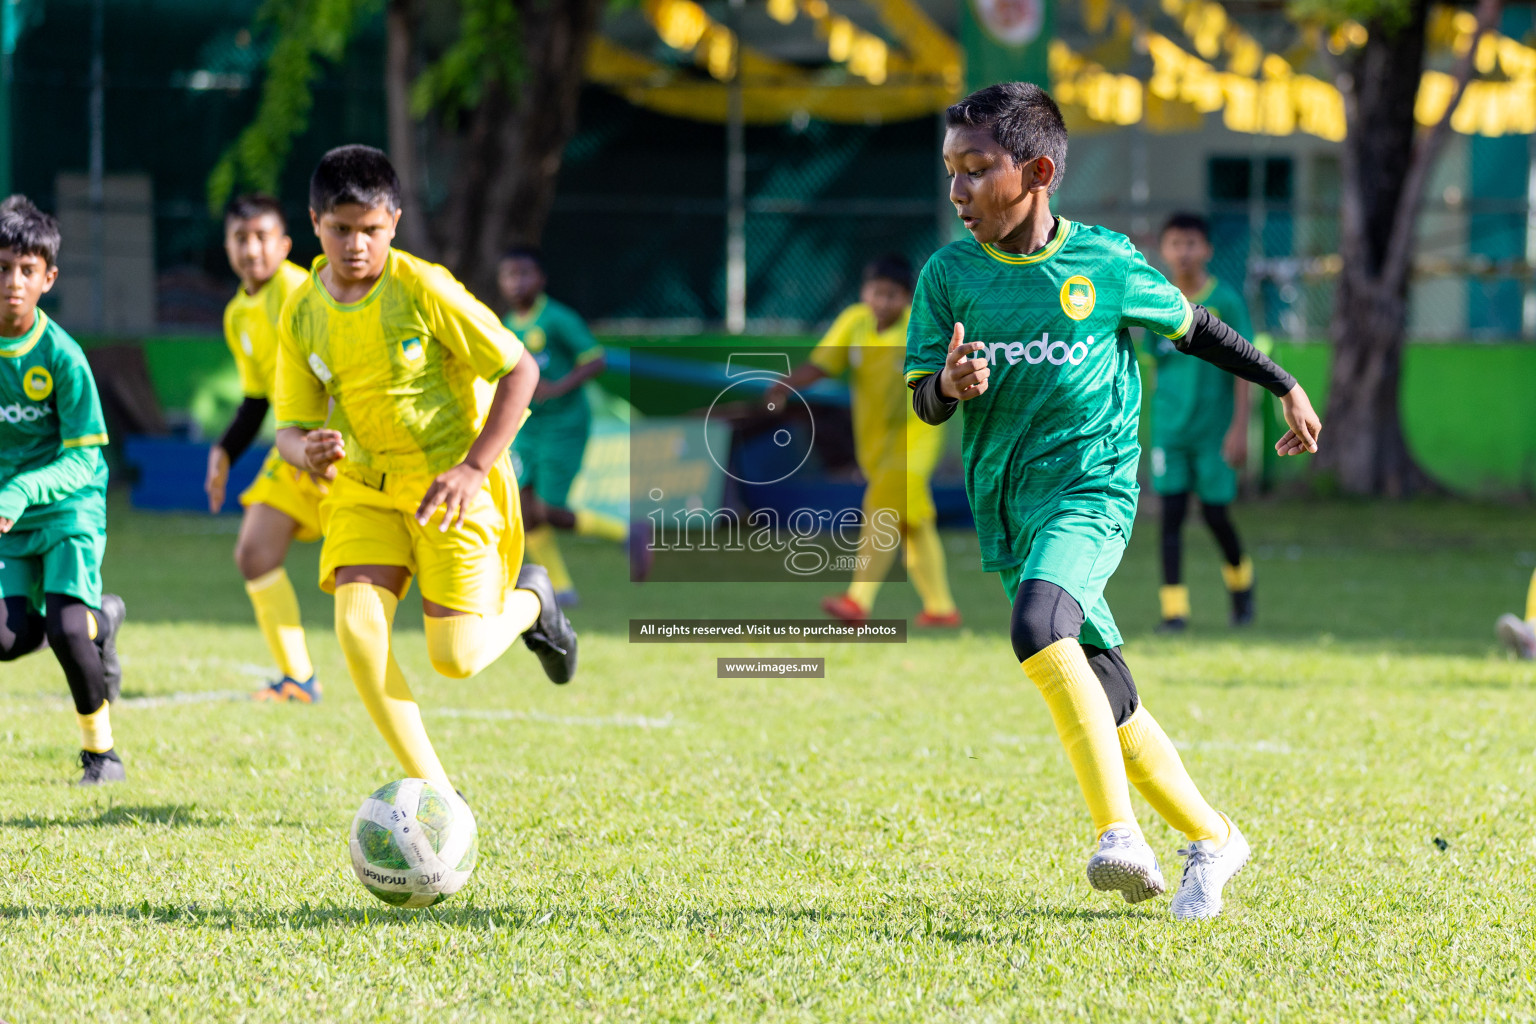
[863,253,914,293]
[309,145,401,214]
[0,194,61,267]
[500,244,544,270]
[1160,211,1211,241]
[224,192,287,231]
[945,82,1069,196]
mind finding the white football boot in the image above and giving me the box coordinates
[1086,827,1166,903]
[1170,815,1251,921]
[1496,614,1536,660]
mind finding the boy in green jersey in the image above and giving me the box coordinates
[0,195,127,785]
[1151,212,1255,631]
[906,84,1321,919]
[498,246,643,606]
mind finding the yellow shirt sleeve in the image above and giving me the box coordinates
[223,300,267,399]
[808,304,868,378]
[274,292,329,429]
[421,265,525,382]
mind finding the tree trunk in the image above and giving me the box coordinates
[428,0,603,300]
[385,0,432,256]
[1320,0,1433,495]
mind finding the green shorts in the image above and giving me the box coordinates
[0,526,105,613]
[998,511,1127,650]
[1151,442,1237,505]
[512,423,590,509]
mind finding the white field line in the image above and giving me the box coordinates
[433,708,679,729]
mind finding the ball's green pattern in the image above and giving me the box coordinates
[356,820,410,870]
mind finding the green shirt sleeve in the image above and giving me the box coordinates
[54,342,109,449]
[0,446,99,521]
[1119,240,1194,340]
[905,258,951,387]
[555,304,603,366]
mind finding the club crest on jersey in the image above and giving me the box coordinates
[240,331,253,356]
[22,366,52,401]
[401,336,424,362]
[1060,275,1096,321]
[522,326,546,353]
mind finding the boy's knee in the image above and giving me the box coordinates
[1009,579,1085,662]
[233,536,279,580]
[425,619,477,680]
[44,607,93,652]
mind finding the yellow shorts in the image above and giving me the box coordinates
[240,447,326,543]
[861,425,943,528]
[317,455,524,616]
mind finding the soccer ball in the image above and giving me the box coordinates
[348,778,478,908]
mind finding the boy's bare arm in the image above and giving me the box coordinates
[415,350,539,531]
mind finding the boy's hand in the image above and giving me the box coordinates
[0,518,11,535]
[940,323,988,401]
[1222,421,1248,468]
[205,445,230,513]
[417,462,487,532]
[303,429,346,474]
[1274,384,1322,456]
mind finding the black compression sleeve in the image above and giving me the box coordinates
[1175,305,1297,397]
[910,372,959,426]
[217,396,271,464]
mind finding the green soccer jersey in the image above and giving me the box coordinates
[0,310,109,533]
[905,220,1191,572]
[505,294,602,437]
[1151,275,1251,450]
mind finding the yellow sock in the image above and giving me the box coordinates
[574,508,628,543]
[845,514,901,613]
[905,519,956,615]
[1221,557,1254,592]
[1023,638,1139,837]
[86,610,98,641]
[1524,567,1536,623]
[1159,584,1190,620]
[334,583,451,790]
[77,700,113,753]
[1118,707,1227,843]
[423,590,541,679]
[246,567,314,681]
[526,525,575,593]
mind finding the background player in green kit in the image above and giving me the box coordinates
[906,84,1321,920]
[498,246,643,606]
[1151,212,1255,631]
[0,195,127,785]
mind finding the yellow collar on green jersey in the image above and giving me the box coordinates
[980,218,1074,266]
[0,308,49,358]
[310,252,393,312]
[1188,275,1218,305]
[508,294,548,331]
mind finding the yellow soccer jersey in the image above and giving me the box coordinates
[224,261,310,399]
[809,303,938,476]
[275,249,525,478]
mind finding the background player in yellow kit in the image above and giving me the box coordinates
[274,146,576,794]
[204,194,324,702]
[767,254,960,627]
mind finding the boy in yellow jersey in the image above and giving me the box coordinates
[273,146,577,794]
[767,255,960,627]
[204,194,324,702]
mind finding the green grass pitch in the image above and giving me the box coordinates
[2,498,1534,1021]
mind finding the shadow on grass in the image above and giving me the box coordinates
[2,804,223,829]
[0,898,1158,935]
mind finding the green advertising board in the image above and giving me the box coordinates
[958,0,1053,91]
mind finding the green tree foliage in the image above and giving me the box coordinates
[1289,0,1416,32]
[408,0,521,121]
[207,0,383,215]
